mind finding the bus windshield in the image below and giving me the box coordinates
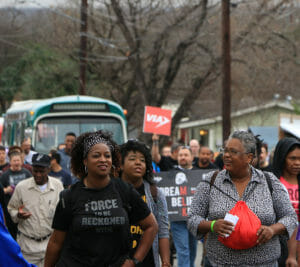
[34,116,125,153]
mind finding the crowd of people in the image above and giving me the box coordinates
[0,130,299,267]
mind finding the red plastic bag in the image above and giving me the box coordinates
[218,200,261,250]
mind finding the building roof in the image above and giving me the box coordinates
[177,100,295,129]
[280,114,300,139]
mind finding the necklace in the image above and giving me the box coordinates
[84,176,110,188]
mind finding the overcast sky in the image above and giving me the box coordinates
[0,0,68,8]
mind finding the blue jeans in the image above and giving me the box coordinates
[170,221,197,267]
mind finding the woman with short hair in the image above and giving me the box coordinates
[188,130,297,266]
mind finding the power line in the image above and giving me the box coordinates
[79,55,128,62]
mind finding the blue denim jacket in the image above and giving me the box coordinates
[144,181,169,267]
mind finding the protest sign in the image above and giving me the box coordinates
[154,169,213,221]
[143,106,172,136]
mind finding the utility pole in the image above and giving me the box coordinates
[222,0,231,143]
[79,0,88,95]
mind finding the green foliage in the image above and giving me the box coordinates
[293,102,300,115]
[0,43,79,111]
[20,44,78,99]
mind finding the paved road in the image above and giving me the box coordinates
[172,241,203,267]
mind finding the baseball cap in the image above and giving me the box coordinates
[32,153,51,167]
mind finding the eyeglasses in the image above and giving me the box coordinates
[220,148,249,157]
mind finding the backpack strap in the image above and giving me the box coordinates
[263,171,273,195]
[263,171,282,224]
[209,170,220,191]
[59,183,78,209]
[150,184,158,203]
[59,189,69,209]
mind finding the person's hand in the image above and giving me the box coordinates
[285,256,298,267]
[121,259,135,267]
[152,134,159,141]
[17,205,32,220]
[256,225,274,245]
[213,219,234,238]
[4,186,13,194]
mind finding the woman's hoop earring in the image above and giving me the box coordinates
[85,165,88,174]
[248,163,252,174]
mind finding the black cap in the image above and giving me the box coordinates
[32,153,51,167]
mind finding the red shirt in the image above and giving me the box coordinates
[280,176,299,221]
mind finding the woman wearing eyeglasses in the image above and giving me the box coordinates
[188,130,297,267]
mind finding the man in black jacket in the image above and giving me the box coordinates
[195,146,218,170]
[151,134,181,171]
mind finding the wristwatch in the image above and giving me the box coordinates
[132,257,141,265]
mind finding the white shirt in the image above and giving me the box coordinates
[24,150,37,165]
[8,176,63,254]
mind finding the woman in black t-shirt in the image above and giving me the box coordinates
[44,130,158,267]
[120,140,170,267]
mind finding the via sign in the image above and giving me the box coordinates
[143,106,172,136]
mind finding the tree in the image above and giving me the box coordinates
[0,7,29,111]
[0,44,79,111]
[84,0,298,141]
[86,0,219,139]
[0,1,298,143]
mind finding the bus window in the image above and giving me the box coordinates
[15,123,22,145]
[34,116,125,154]
[3,124,9,146]
[0,118,3,144]
[20,123,26,144]
[1,123,6,146]
[8,124,13,145]
[35,123,56,153]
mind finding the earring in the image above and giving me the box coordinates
[84,165,88,174]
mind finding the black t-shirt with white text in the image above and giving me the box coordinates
[0,168,31,239]
[0,168,32,188]
[52,179,150,267]
[0,168,32,204]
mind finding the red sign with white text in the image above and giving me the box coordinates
[143,106,172,136]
